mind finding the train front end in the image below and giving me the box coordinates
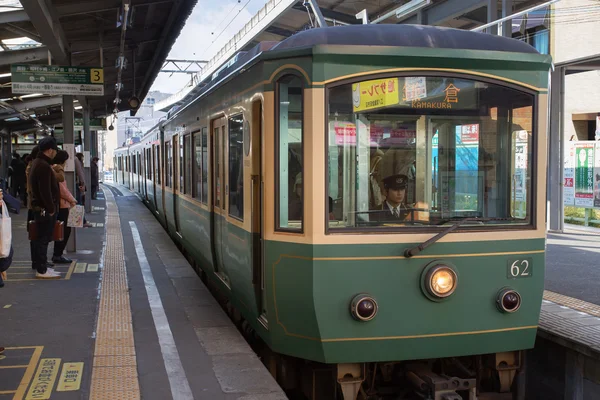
[261,25,551,398]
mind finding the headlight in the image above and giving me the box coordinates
[350,294,378,321]
[425,265,458,298]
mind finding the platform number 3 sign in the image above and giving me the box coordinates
[507,258,532,279]
[90,69,104,84]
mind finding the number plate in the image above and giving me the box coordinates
[507,258,533,279]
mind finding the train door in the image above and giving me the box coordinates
[210,117,228,285]
[173,135,181,235]
[251,101,267,320]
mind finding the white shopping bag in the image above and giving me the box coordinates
[67,205,84,228]
[0,200,12,257]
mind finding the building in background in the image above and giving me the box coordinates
[552,0,600,141]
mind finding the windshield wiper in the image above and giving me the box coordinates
[403,217,520,258]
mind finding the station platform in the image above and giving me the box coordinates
[0,185,286,400]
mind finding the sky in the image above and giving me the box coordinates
[148,0,265,95]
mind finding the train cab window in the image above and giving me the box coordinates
[193,128,208,204]
[228,115,244,220]
[276,75,303,231]
[327,76,534,231]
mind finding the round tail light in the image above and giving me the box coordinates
[350,294,378,322]
[497,288,522,313]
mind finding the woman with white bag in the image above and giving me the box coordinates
[51,150,77,264]
[0,189,14,288]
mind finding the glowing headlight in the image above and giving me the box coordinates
[426,265,458,298]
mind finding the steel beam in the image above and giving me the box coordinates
[548,67,565,233]
[20,0,70,64]
[4,24,42,43]
[0,10,29,24]
[501,0,513,37]
[403,0,487,25]
[291,4,358,25]
[487,0,498,35]
[0,46,48,66]
[62,95,76,250]
[56,0,173,17]
[265,25,295,38]
[9,96,64,111]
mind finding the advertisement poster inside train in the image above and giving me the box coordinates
[574,143,594,208]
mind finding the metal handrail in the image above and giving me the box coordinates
[471,0,560,33]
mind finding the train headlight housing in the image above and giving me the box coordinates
[421,263,458,300]
[497,288,522,313]
[350,294,378,322]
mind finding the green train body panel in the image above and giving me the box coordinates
[114,33,551,365]
[263,239,544,363]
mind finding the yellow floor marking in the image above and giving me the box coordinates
[14,346,43,400]
[0,364,28,369]
[25,358,61,400]
[64,260,76,280]
[90,186,140,399]
[74,263,87,273]
[4,304,11,308]
[56,362,83,392]
[0,390,17,395]
[87,264,99,272]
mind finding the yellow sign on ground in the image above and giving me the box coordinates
[352,78,399,112]
[57,362,84,392]
[26,358,61,400]
[87,264,99,272]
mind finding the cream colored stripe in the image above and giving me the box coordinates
[90,185,140,399]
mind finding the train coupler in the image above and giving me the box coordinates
[406,367,476,400]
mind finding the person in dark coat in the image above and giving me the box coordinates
[9,152,26,202]
[29,137,60,278]
[91,157,99,200]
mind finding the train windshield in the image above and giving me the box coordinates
[327,76,534,230]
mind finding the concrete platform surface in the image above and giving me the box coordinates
[0,185,286,400]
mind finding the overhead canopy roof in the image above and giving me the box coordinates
[155,0,545,113]
[0,0,197,133]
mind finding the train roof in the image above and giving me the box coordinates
[272,24,539,54]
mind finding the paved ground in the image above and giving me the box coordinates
[0,185,285,400]
[546,224,600,305]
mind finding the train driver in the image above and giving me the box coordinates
[372,174,411,222]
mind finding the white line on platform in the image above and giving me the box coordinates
[129,221,194,400]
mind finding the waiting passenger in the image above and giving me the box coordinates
[288,172,303,221]
[29,137,60,279]
[51,150,77,264]
[26,146,39,269]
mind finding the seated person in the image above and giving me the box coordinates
[371,174,411,222]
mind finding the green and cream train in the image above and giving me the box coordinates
[114,24,551,399]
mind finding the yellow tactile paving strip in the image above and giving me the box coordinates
[544,290,600,318]
[89,187,140,400]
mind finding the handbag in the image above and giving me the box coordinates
[28,220,64,242]
[0,200,11,257]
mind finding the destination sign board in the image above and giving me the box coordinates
[11,64,104,96]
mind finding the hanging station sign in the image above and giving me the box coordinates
[10,64,104,96]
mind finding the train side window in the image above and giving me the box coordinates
[228,114,244,220]
[156,145,161,185]
[147,148,152,179]
[183,134,192,195]
[276,75,303,231]
[201,128,208,204]
[192,129,206,202]
[179,136,184,192]
[166,141,172,187]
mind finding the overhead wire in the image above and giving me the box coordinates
[201,0,253,58]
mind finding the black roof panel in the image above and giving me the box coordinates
[272,24,538,54]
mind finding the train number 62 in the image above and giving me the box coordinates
[507,258,532,279]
